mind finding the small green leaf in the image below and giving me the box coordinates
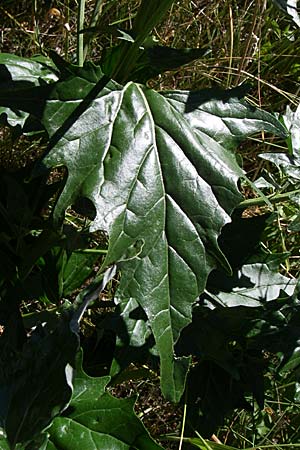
[0,53,57,129]
[129,45,210,83]
[0,107,28,129]
[208,263,296,307]
[0,53,58,85]
[260,104,300,182]
[280,346,300,372]
[0,436,10,450]
[46,351,163,450]
[62,250,101,296]
[117,29,135,43]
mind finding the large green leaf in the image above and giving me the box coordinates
[0,58,286,401]
[42,78,241,402]
[44,351,163,450]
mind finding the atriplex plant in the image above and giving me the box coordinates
[0,0,299,448]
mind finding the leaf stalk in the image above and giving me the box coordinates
[237,189,300,209]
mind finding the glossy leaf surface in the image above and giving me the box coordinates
[45,352,163,450]
[0,58,286,401]
[206,262,297,307]
[0,53,57,129]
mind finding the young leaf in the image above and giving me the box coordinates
[99,0,175,82]
[45,351,163,450]
[131,0,175,40]
[104,44,210,84]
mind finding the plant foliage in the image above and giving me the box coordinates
[0,1,299,449]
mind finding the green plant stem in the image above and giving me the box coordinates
[77,0,86,66]
[237,189,300,209]
[194,432,214,450]
[32,0,40,51]
[83,0,105,60]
